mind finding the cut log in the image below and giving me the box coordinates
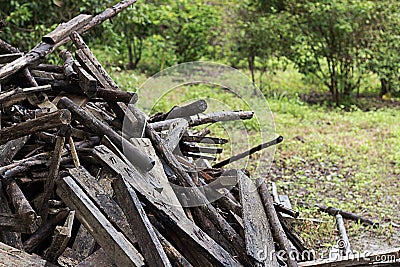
[56,176,145,267]
[239,174,278,266]
[0,109,71,145]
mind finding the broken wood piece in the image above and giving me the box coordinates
[163,118,189,152]
[69,137,80,167]
[70,225,96,261]
[112,176,172,267]
[336,214,352,256]
[0,241,57,267]
[0,53,23,64]
[316,205,379,228]
[67,166,137,244]
[59,49,77,78]
[96,87,137,103]
[274,202,299,218]
[213,135,283,168]
[239,174,278,266]
[42,14,92,44]
[0,213,39,234]
[23,209,69,253]
[56,175,145,267]
[75,48,110,89]
[0,85,52,108]
[73,60,97,98]
[44,210,75,262]
[150,100,208,123]
[0,136,30,167]
[180,142,223,154]
[256,178,299,267]
[181,135,228,145]
[39,125,68,221]
[0,109,71,145]
[57,97,154,171]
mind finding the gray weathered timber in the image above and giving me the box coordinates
[112,176,172,267]
[239,173,278,267]
[56,176,145,267]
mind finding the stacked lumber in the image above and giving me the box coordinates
[0,1,398,267]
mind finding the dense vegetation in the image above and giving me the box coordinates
[2,0,400,104]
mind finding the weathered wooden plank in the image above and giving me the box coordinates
[93,144,240,266]
[67,166,137,244]
[163,118,189,152]
[112,176,172,267]
[56,176,145,267]
[44,210,75,262]
[239,172,278,267]
[0,241,57,267]
[0,213,39,234]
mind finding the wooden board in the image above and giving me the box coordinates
[239,171,277,266]
[56,176,145,267]
[0,241,57,267]
[93,144,240,266]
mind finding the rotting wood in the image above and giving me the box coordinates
[73,60,97,98]
[0,109,71,145]
[56,175,145,267]
[0,241,57,267]
[112,176,172,267]
[149,100,208,123]
[44,210,75,262]
[0,53,23,64]
[57,97,154,171]
[256,178,299,267]
[42,14,92,44]
[239,173,278,267]
[76,248,116,267]
[59,49,77,78]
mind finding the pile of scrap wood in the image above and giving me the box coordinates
[0,1,399,266]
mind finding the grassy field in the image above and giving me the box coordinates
[111,67,400,254]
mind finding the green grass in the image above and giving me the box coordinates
[111,66,400,254]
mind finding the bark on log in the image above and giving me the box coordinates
[0,109,71,145]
